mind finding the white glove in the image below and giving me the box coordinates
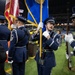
[43,31,49,38]
[64,34,74,44]
[11,24,16,29]
[70,51,74,56]
[37,22,43,30]
[8,60,13,64]
[6,51,8,55]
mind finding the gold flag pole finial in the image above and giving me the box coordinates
[35,0,44,4]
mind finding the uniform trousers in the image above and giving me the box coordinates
[35,51,55,75]
[37,63,52,75]
[12,62,25,75]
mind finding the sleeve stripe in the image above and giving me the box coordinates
[53,33,58,40]
[49,40,54,47]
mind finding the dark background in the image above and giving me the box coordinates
[0,0,75,23]
[49,0,75,23]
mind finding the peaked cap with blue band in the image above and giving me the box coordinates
[44,17,55,25]
[17,16,27,23]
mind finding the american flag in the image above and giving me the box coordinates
[4,0,19,29]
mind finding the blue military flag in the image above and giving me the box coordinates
[25,0,49,24]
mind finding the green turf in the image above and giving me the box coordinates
[52,43,75,75]
[25,58,38,75]
[5,42,75,75]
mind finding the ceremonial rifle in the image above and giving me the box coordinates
[66,2,72,70]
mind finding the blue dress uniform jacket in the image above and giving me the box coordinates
[8,26,29,62]
[0,24,10,75]
[8,26,29,75]
[0,24,10,51]
[32,31,60,75]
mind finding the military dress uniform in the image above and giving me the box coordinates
[32,18,60,75]
[65,14,75,56]
[8,16,29,75]
[0,15,11,75]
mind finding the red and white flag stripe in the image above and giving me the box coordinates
[9,0,19,17]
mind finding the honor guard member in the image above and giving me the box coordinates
[65,14,75,56]
[32,17,60,75]
[0,15,11,75]
[71,13,75,25]
[8,16,29,75]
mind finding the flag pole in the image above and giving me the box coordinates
[40,0,43,57]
